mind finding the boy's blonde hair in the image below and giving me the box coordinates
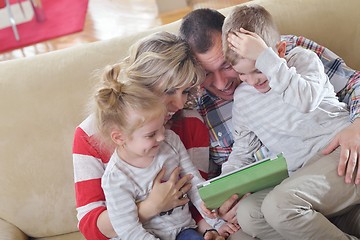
[222,4,280,65]
[94,73,166,145]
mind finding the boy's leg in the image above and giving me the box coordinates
[176,228,203,240]
[236,188,284,240]
[261,148,360,239]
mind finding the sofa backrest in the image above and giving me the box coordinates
[0,0,358,238]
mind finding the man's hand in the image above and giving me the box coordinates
[208,193,251,224]
[322,119,360,184]
[217,222,240,239]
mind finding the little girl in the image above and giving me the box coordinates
[93,68,226,240]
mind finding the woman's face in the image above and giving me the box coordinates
[162,85,192,122]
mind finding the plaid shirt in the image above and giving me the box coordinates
[197,35,360,178]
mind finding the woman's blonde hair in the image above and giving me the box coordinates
[115,31,205,106]
[93,31,204,144]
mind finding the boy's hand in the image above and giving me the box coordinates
[322,118,360,184]
[227,28,268,61]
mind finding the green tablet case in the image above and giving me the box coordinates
[197,154,289,209]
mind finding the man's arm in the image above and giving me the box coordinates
[283,35,360,184]
[323,72,360,184]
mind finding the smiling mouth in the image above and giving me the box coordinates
[165,112,176,121]
[255,80,268,88]
[221,81,234,92]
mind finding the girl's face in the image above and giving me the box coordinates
[119,111,166,168]
[162,85,192,122]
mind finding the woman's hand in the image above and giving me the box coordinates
[137,167,193,222]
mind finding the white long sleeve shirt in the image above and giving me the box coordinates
[222,47,350,174]
[102,129,223,240]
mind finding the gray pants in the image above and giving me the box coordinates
[235,148,360,240]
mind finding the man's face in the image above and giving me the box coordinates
[195,33,240,101]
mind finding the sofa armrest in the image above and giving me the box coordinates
[0,219,27,240]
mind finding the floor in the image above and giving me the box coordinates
[0,0,249,62]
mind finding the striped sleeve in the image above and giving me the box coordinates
[171,110,210,223]
[282,34,360,121]
[72,115,112,240]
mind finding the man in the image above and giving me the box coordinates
[179,8,360,239]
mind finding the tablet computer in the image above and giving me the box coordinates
[197,153,288,209]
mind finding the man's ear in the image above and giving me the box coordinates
[277,41,287,58]
[111,129,125,146]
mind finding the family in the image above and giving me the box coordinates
[72,3,360,240]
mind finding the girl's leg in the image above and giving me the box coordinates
[261,148,360,239]
[176,228,204,240]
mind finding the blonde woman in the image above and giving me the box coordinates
[72,32,237,240]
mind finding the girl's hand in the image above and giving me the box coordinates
[200,201,218,219]
[137,167,193,222]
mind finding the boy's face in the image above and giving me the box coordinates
[232,58,270,93]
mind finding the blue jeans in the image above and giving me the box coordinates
[176,228,204,240]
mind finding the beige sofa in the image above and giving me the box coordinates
[0,0,359,239]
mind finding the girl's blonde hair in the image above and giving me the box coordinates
[95,72,166,145]
[222,4,280,65]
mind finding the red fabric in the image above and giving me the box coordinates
[79,206,109,240]
[0,0,6,9]
[75,179,105,208]
[73,127,112,164]
[0,0,88,53]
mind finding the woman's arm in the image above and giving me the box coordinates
[73,116,192,239]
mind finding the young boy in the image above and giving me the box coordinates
[220,4,360,239]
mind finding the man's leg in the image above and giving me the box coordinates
[330,204,360,237]
[261,148,360,239]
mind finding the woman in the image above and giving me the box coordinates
[72,31,229,240]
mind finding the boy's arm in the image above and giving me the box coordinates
[222,104,262,174]
[228,30,329,113]
[257,47,329,113]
